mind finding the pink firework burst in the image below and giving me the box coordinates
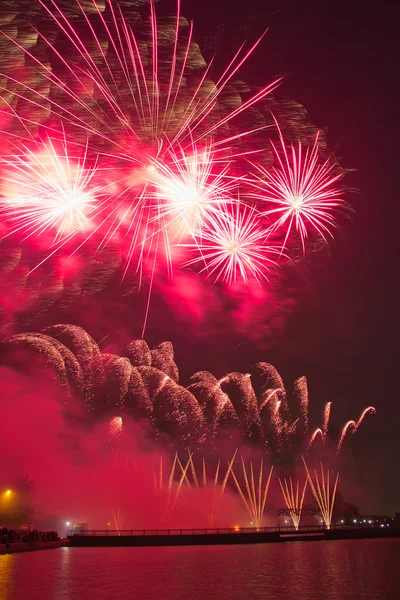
[0,136,108,245]
[183,203,279,285]
[251,119,345,251]
[146,143,237,241]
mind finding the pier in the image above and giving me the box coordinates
[68,524,400,547]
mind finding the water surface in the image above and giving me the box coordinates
[1,538,399,599]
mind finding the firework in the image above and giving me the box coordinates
[337,421,356,454]
[322,401,332,437]
[251,119,344,251]
[0,0,347,301]
[0,136,107,245]
[259,388,281,411]
[0,0,353,345]
[107,416,123,442]
[146,144,236,241]
[187,374,240,435]
[336,406,376,454]
[295,376,309,433]
[179,450,237,526]
[278,476,308,530]
[302,456,339,529]
[112,506,124,534]
[0,325,375,459]
[153,453,192,524]
[230,457,273,528]
[0,0,281,276]
[183,203,279,284]
[356,406,376,427]
[307,401,332,449]
[307,427,324,450]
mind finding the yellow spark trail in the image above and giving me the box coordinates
[154,453,192,524]
[112,506,124,535]
[278,476,308,530]
[182,449,237,526]
[231,457,273,528]
[302,456,339,529]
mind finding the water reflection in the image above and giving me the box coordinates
[0,554,14,600]
[55,547,72,598]
[3,539,400,600]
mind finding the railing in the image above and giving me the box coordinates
[67,523,389,537]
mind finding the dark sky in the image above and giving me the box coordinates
[176,0,399,513]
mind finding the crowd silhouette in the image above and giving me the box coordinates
[0,528,59,544]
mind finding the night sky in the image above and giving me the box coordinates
[2,0,399,514]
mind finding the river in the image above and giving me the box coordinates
[1,538,399,599]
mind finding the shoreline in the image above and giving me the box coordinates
[0,541,67,554]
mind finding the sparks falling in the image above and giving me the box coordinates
[0,324,375,459]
